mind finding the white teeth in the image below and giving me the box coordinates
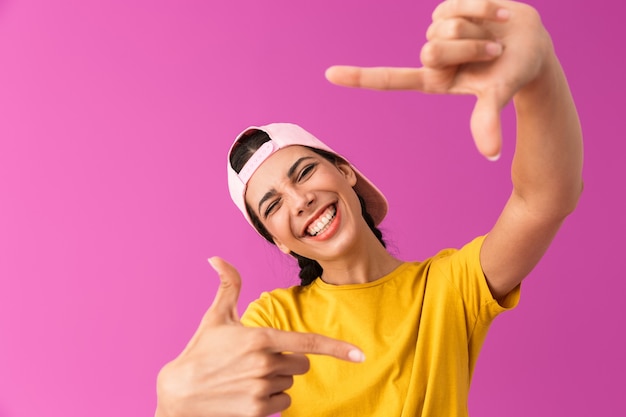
[307,205,337,236]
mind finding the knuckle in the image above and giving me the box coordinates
[252,353,275,374]
[379,69,391,90]
[478,2,492,17]
[420,43,440,67]
[155,363,173,396]
[243,400,266,417]
[447,0,462,14]
[432,0,455,21]
[301,333,320,353]
[446,19,464,39]
[247,328,273,351]
[237,385,270,417]
[431,4,444,21]
[250,379,272,399]
[428,18,467,42]
[524,5,541,22]
[425,23,436,40]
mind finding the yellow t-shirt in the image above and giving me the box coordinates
[241,236,520,416]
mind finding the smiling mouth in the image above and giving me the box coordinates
[306,205,337,236]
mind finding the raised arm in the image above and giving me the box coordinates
[325,0,583,299]
[480,29,583,299]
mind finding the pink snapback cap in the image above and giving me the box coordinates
[227,123,388,227]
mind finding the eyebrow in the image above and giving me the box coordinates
[257,156,315,215]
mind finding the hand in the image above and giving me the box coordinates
[325,0,554,160]
[155,257,364,417]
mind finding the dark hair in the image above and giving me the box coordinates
[229,130,386,286]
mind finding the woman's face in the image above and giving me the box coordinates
[245,145,367,262]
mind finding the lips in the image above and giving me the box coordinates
[304,204,337,237]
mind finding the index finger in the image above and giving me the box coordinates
[265,328,366,363]
[325,65,427,91]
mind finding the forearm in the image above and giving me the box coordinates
[511,51,584,219]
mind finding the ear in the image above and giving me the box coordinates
[273,237,291,255]
[337,162,358,187]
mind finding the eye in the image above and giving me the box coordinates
[297,163,317,182]
[264,199,281,218]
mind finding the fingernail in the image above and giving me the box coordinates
[497,8,510,20]
[486,153,501,162]
[486,42,503,56]
[348,349,365,363]
[208,257,217,269]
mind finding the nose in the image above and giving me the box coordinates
[288,190,315,216]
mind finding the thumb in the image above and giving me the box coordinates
[205,256,242,326]
[470,90,505,161]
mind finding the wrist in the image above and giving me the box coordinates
[513,50,566,111]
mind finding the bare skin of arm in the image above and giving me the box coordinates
[325,0,583,299]
[156,2,583,416]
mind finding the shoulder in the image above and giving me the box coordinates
[425,235,487,277]
[431,235,486,262]
[427,235,520,313]
[240,285,309,328]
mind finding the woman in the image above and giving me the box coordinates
[156,1,583,416]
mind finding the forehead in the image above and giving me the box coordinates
[245,145,316,200]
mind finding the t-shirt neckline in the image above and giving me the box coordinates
[313,262,413,291]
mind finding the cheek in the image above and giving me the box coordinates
[263,211,293,239]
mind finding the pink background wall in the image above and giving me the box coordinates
[0,0,623,416]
